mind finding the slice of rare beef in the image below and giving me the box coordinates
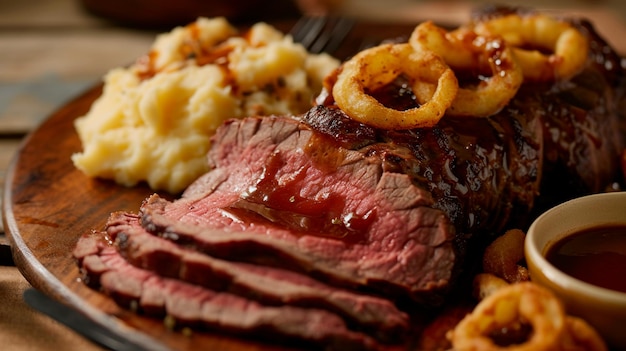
[106,211,410,341]
[138,116,456,303]
[74,233,380,351]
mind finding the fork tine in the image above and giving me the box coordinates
[290,16,355,54]
[290,16,327,50]
[309,17,355,54]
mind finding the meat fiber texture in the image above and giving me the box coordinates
[106,211,410,342]
[142,115,455,302]
[73,13,626,351]
[74,234,382,350]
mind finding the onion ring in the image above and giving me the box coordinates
[473,14,589,82]
[561,316,608,351]
[409,21,523,117]
[332,43,458,129]
[449,282,566,351]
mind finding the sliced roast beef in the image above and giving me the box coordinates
[139,120,456,303]
[105,211,410,341]
[74,233,380,351]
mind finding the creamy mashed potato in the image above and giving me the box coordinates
[72,17,339,193]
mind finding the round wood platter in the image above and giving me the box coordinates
[2,20,437,351]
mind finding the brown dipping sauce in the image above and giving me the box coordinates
[546,225,626,294]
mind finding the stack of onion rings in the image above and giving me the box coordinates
[329,12,589,130]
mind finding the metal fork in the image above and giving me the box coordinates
[290,16,356,54]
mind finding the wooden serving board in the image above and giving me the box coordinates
[2,20,428,351]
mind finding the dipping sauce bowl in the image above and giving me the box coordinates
[525,191,626,349]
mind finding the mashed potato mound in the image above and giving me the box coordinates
[72,17,339,193]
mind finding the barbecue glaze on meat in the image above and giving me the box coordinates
[74,9,626,350]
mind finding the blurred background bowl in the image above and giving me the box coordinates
[79,0,303,28]
[525,192,626,349]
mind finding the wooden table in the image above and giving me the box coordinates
[1,0,625,350]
